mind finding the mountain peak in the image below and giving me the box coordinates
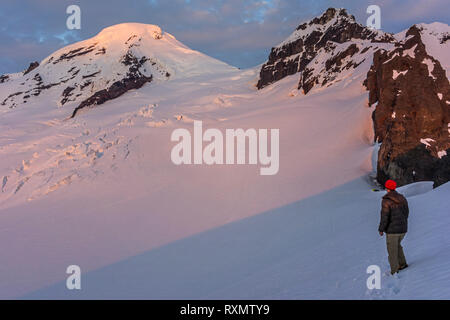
[257,8,394,91]
[307,8,353,26]
[277,7,387,49]
[0,22,235,117]
[95,23,164,41]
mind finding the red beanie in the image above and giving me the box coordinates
[385,179,397,190]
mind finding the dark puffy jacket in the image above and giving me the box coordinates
[378,190,409,234]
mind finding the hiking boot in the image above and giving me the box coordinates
[399,264,408,271]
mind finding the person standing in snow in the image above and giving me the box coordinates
[378,179,409,275]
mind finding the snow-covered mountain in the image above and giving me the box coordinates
[0,23,242,209]
[0,8,449,300]
[257,8,396,93]
[0,23,236,117]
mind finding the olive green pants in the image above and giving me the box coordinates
[386,233,407,274]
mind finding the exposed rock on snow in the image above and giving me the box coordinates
[70,49,154,118]
[70,73,153,118]
[23,61,39,75]
[0,74,10,83]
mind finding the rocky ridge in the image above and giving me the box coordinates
[257,8,395,93]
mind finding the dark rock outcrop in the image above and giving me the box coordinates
[70,51,153,117]
[60,86,76,105]
[0,75,10,83]
[365,25,450,187]
[23,61,39,75]
[70,74,152,118]
[53,44,97,64]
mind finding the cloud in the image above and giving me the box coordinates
[0,0,448,74]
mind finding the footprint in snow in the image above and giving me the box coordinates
[383,272,401,295]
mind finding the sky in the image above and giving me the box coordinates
[0,0,449,74]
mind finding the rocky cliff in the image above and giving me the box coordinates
[365,23,450,187]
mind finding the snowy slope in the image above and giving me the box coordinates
[24,180,450,299]
[0,60,377,298]
[414,23,450,75]
[1,18,449,300]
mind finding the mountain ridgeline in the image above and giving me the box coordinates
[0,8,449,187]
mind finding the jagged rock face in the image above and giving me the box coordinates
[71,73,152,118]
[257,8,394,93]
[365,24,450,187]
